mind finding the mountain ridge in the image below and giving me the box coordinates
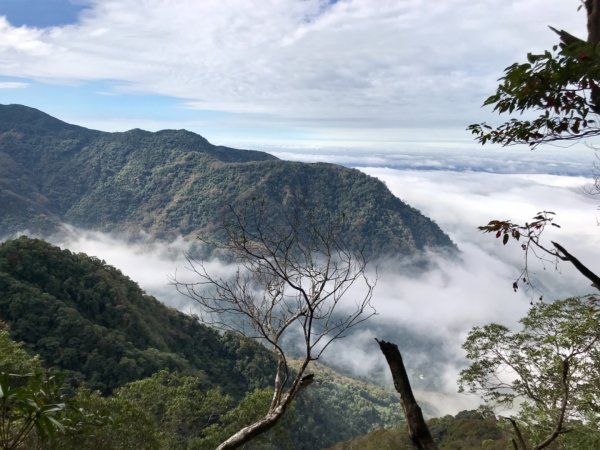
[0,104,456,257]
[0,235,276,396]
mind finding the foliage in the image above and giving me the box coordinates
[0,372,66,450]
[468,30,600,147]
[0,329,67,450]
[53,371,233,450]
[459,297,600,449]
[196,388,295,450]
[287,361,402,449]
[0,104,455,258]
[328,409,511,450]
[0,328,284,450]
[55,387,160,450]
[0,327,42,376]
[0,236,276,396]
[115,371,233,449]
[54,369,402,450]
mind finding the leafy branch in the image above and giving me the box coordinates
[468,29,600,147]
[478,211,561,295]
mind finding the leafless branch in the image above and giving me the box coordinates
[173,202,376,449]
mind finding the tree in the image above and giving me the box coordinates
[0,372,65,450]
[469,1,600,148]
[459,297,600,449]
[0,327,66,450]
[468,2,600,293]
[174,204,376,449]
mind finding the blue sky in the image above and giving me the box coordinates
[0,0,588,150]
[0,0,88,28]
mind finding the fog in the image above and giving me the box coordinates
[318,163,599,414]
[27,147,599,416]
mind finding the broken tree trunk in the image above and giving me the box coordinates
[376,339,438,450]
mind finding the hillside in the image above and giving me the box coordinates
[0,104,455,257]
[0,237,405,448]
[328,410,511,449]
[0,236,276,396]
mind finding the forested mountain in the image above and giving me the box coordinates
[0,104,455,257]
[0,237,403,448]
[0,236,275,396]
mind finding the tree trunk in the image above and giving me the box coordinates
[586,0,600,44]
[551,242,600,291]
[503,417,530,450]
[216,405,286,450]
[216,374,313,450]
[376,339,438,450]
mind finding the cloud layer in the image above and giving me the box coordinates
[0,0,586,141]
[29,156,597,415]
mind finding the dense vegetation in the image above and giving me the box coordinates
[459,297,600,449]
[0,237,403,448]
[0,104,455,257]
[329,409,512,449]
[0,236,275,396]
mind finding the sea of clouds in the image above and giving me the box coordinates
[32,145,600,415]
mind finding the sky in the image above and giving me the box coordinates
[0,0,588,149]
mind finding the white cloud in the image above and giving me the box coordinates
[362,167,600,297]
[0,81,28,89]
[0,1,586,139]
[317,165,600,414]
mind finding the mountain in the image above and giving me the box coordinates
[0,236,275,396]
[0,237,404,448]
[0,104,455,257]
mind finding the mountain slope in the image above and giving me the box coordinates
[0,104,455,257]
[0,237,405,448]
[328,410,510,449]
[0,236,275,395]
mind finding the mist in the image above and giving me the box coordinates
[12,147,596,416]
[305,164,596,415]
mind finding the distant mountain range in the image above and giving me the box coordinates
[0,104,455,257]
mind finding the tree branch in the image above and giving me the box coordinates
[551,241,600,290]
[502,416,530,450]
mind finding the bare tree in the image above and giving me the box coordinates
[478,212,600,295]
[174,204,376,449]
